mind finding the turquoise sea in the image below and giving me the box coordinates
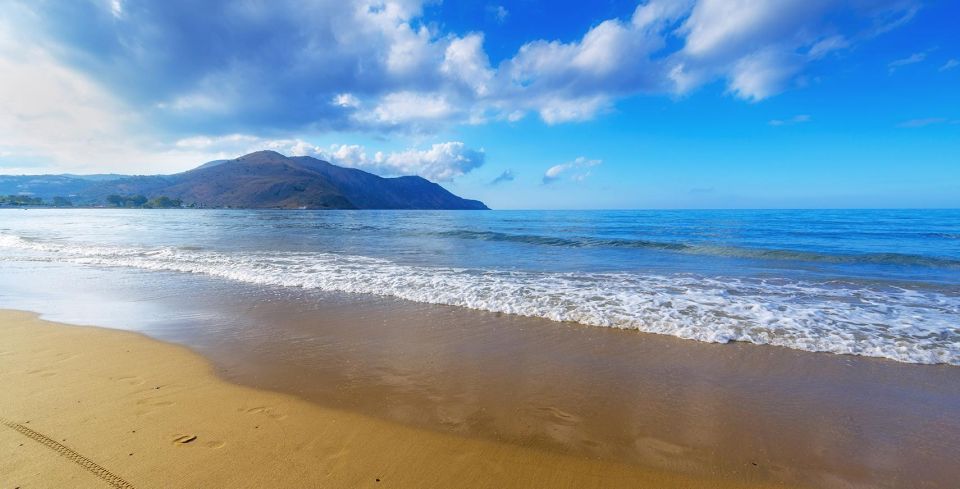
[0,208,957,364]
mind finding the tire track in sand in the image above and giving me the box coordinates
[1,416,136,489]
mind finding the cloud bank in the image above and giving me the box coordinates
[0,0,920,174]
[176,135,484,181]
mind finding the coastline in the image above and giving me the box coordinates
[1,255,959,488]
[0,309,782,489]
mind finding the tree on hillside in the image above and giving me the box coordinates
[130,195,148,207]
[145,196,182,208]
[106,194,181,208]
[1,195,42,206]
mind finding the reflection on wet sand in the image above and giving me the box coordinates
[2,262,959,488]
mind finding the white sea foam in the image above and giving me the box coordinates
[1,233,958,365]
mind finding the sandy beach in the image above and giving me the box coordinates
[2,0,958,485]
[0,309,796,489]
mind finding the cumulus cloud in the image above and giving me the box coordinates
[442,34,495,98]
[0,0,922,172]
[670,0,918,100]
[542,157,601,184]
[489,169,515,185]
[364,92,458,127]
[0,16,223,174]
[175,135,484,181]
[333,93,361,108]
[5,0,919,132]
[494,8,678,123]
[326,142,486,181]
[726,48,801,101]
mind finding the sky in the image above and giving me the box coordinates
[0,0,957,209]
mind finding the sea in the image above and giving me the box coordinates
[0,208,957,365]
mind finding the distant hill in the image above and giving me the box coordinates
[0,151,488,210]
[0,175,97,200]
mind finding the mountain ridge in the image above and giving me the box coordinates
[0,151,489,210]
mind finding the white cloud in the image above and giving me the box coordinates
[542,157,601,184]
[380,142,485,181]
[0,20,212,174]
[537,96,610,124]
[384,24,436,77]
[493,3,679,122]
[365,91,458,127]
[9,0,922,129]
[441,34,494,96]
[490,0,915,108]
[174,134,262,151]
[673,0,860,100]
[333,93,361,108]
[0,8,484,179]
[487,5,509,24]
[109,0,123,18]
[678,0,832,61]
[807,35,849,59]
[0,0,924,173]
[727,48,801,101]
[888,52,926,72]
[172,135,484,182]
[632,0,695,30]
[940,59,959,72]
[325,141,485,181]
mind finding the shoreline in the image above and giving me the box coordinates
[0,309,784,489]
[1,255,959,489]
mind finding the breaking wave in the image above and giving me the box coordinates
[1,232,958,365]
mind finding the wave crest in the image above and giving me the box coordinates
[1,232,958,365]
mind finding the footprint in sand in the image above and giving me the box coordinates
[244,406,287,420]
[116,376,146,386]
[134,397,176,416]
[172,434,198,444]
[172,434,226,449]
[26,368,57,378]
[536,406,581,425]
[52,352,79,363]
[136,398,175,407]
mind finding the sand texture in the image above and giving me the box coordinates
[0,310,786,489]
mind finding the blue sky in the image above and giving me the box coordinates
[0,0,957,208]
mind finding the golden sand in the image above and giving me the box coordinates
[0,310,787,489]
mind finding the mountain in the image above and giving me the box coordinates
[0,175,97,200]
[1,151,488,210]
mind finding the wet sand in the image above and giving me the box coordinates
[1,264,959,488]
[1,310,782,488]
[199,297,960,489]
